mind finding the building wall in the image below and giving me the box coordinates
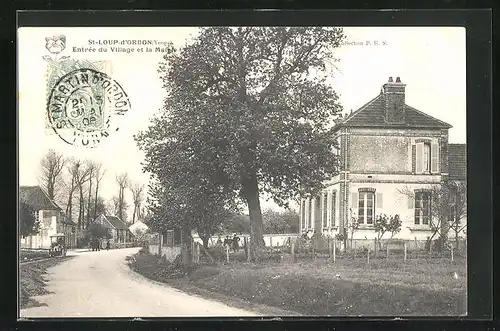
[298,124,452,241]
[349,135,410,173]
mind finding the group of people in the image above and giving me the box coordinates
[89,237,111,251]
[217,234,241,252]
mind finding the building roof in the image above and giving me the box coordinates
[101,215,129,230]
[19,186,62,211]
[129,220,148,231]
[448,143,467,180]
[334,93,452,130]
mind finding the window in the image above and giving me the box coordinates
[308,199,313,229]
[415,191,431,225]
[322,193,328,228]
[330,191,336,227]
[358,191,375,224]
[415,140,439,174]
[423,143,431,173]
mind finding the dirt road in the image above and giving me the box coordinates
[20,248,260,318]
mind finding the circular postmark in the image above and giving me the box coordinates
[46,68,131,148]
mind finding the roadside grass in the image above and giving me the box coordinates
[19,256,74,309]
[129,250,466,316]
[20,249,50,262]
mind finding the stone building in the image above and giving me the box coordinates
[19,185,77,249]
[299,77,466,242]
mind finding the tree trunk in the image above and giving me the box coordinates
[87,174,93,227]
[181,227,192,268]
[132,203,137,224]
[242,170,264,263]
[78,185,84,229]
[94,178,99,219]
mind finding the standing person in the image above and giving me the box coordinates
[106,239,110,250]
[232,234,240,252]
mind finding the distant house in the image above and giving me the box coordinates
[129,220,149,237]
[95,214,133,243]
[19,186,77,249]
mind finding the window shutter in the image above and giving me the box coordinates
[431,141,439,173]
[351,192,358,209]
[408,196,414,209]
[415,143,423,174]
[376,193,383,208]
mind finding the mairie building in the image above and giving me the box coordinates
[299,77,466,242]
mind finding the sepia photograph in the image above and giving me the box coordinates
[17,25,467,318]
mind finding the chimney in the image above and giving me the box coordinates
[382,76,406,123]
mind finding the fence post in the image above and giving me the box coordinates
[386,242,389,261]
[226,245,230,264]
[291,240,295,263]
[270,236,273,251]
[451,246,454,262]
[197,243,201,263]
[333,237,336,263]
[404,242,407,263]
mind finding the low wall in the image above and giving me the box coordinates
[192,233,300,247]
[148,244,181,262]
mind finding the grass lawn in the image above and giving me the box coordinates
[19,256,74,309]
[130,250,466,316]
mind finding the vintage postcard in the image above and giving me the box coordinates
[18,26,467,318]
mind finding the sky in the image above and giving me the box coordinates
[18,27,466,217]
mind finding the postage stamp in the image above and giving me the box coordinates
[43,35,131,148]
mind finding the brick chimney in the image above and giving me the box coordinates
[382,76,406,123]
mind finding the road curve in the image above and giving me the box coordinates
[20,247,260,318]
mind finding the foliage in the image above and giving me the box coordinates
[335,231,347,242]
[262,208,300,234]
[347,211,359,249]
[83,223,111,241]
[374,214,402,248]
[20,202,39,237]
[221,214,251,234]
[136,27,345,261]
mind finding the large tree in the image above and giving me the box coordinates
[39,149,66,201]
[136,27,344,261]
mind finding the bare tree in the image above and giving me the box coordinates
[85,161,97,227]
[115,173,129,222]
[76,162,91,230]
[94,163,106,219]
[398,180,461,251]
[39,149,66,200]
[64,159,81,224]
[449,181,467,249]
[130,182,145,224]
